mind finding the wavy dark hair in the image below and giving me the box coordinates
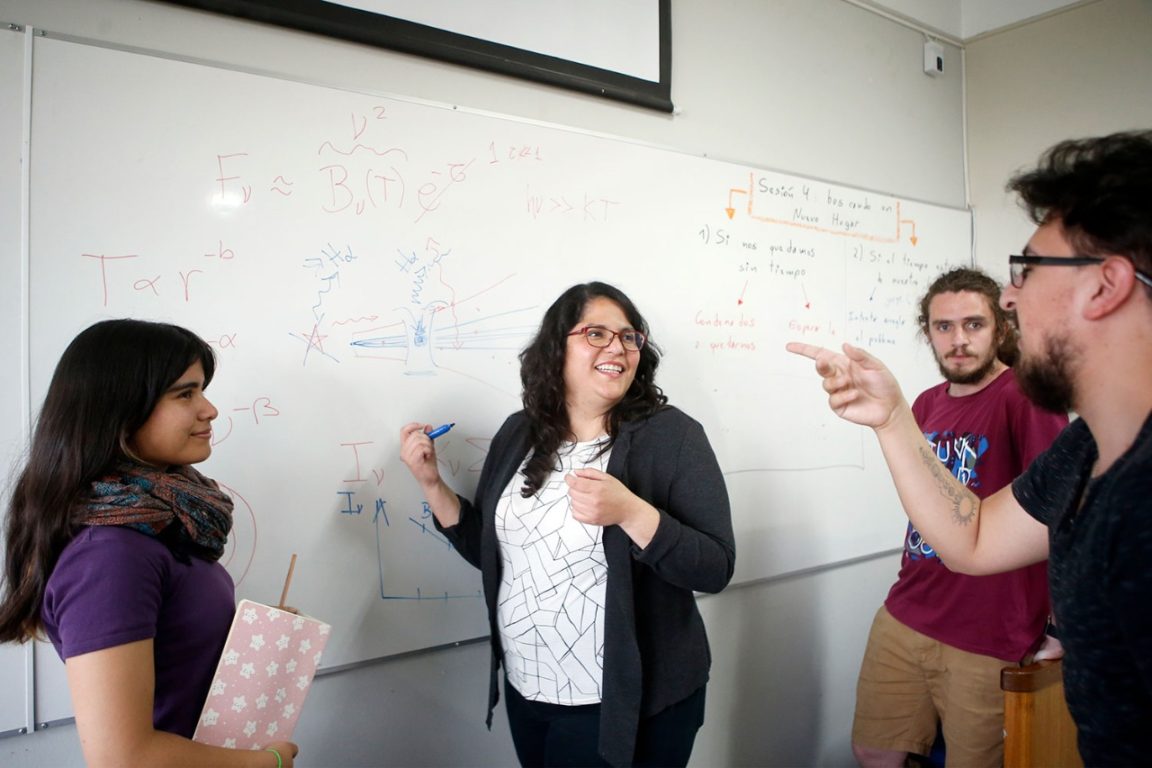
[917,267,1019,366]
[0,319,216,642]
[518,282,666,497]
[1008,130,1152,284]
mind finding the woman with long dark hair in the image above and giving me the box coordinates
[400,282,735,767]
[0,319,297,768]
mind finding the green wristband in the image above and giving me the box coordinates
[265,748,283,768]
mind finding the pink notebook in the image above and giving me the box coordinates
[193,599,331,748]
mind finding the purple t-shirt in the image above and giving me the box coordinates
[42,526,235,737]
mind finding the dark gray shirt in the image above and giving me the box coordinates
[1013,413,1152,766]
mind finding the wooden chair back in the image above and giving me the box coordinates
[1001,659,1082,768]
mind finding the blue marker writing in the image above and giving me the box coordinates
[427,422,455,440]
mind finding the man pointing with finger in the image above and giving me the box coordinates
[850,268,1065,768]
[789,131,1152,765]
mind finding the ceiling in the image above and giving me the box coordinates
[863,0,1092,41]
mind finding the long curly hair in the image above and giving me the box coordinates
[0,319,216,642]
[917,267,1019,366]
[518,282,666,497]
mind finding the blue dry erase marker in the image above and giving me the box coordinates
[427,422,455,440]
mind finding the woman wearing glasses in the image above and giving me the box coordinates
[399,281,734,768]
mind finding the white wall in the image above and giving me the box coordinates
[966,0,1152,281]
[0,0,964,764]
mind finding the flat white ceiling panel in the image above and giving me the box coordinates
[863,0,1087,40]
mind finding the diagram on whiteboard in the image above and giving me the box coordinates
[26,37,970,666]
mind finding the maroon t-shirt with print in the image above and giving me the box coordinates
[884,369,1067,661]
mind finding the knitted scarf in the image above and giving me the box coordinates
[80,463,233,561]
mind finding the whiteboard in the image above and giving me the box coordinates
[23,36,970,672]
[0,25,30,737]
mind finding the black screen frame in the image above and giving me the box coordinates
[156,0,673,112]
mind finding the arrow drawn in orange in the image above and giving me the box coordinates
[725,172,752,219]
[898,203,919,245]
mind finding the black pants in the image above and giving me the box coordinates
[503,679,706,768]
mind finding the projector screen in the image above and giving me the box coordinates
[159,0,673,111]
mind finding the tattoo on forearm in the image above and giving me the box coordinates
[918,445,978,526]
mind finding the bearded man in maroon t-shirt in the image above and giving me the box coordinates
[850,268,1067,768]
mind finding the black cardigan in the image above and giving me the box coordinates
[436,405,735,766]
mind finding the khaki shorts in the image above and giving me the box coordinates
[852,605,1015,767]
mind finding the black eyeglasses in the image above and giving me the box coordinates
[1008,254,1152,290]
[567,325,646,351]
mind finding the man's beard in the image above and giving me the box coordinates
[1016,334,1078,413]
[937,349,999,386]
